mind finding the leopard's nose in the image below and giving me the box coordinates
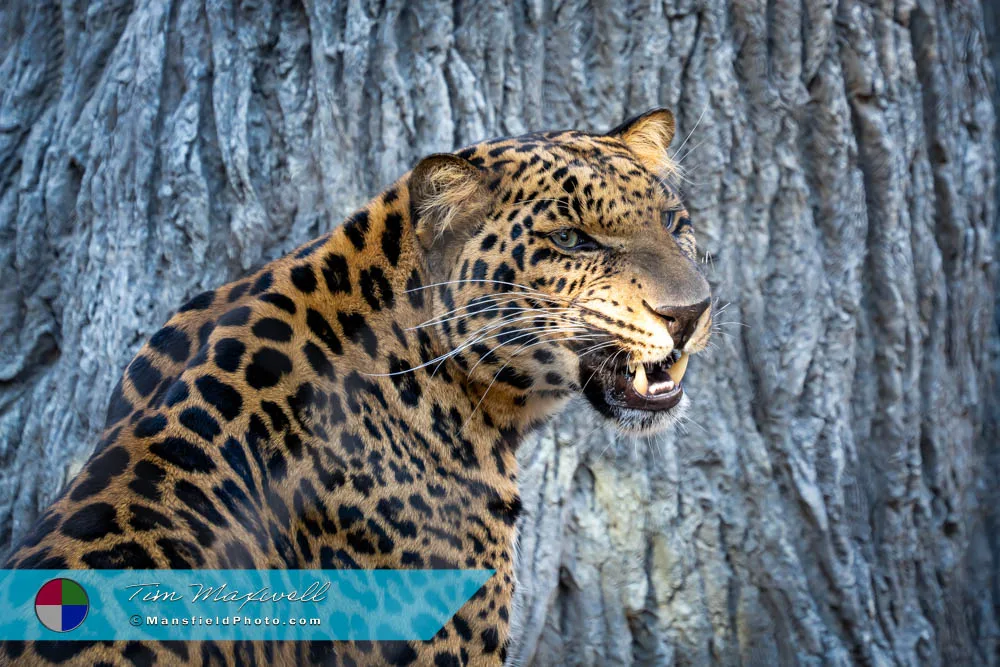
[646,298,711,350]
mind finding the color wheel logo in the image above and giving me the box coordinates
[35,578,89,633]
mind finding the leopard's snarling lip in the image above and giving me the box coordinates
[578,348,690,414]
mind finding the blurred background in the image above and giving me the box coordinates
[0,1,997,664]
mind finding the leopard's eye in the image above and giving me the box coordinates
[664,209,692,238]
[549,228,597,251]
[663,210,676,230]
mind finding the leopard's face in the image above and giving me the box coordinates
[413,111,712,434]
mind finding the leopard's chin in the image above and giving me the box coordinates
[577,348,691,434]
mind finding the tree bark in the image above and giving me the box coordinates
[0,1,996,665]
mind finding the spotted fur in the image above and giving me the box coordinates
[3,109,712,666]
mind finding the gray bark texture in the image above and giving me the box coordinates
[0,1,997,665]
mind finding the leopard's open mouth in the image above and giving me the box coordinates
[617,352,688,408]
[577,347,691,432]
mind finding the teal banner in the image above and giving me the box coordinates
[0,569,494,641]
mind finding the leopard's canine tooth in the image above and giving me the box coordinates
[667,352,689,385]
[632,362,648,395]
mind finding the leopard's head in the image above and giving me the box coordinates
[409,109,711,434]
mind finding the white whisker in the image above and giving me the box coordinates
[671,104,708,169]
[411,302,580,330]
[404,278,557,296]
[365,312,585,377]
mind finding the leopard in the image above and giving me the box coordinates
[1,108,712,666]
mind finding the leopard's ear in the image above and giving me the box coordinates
[608,108,677,175]
[409,153,489,253]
